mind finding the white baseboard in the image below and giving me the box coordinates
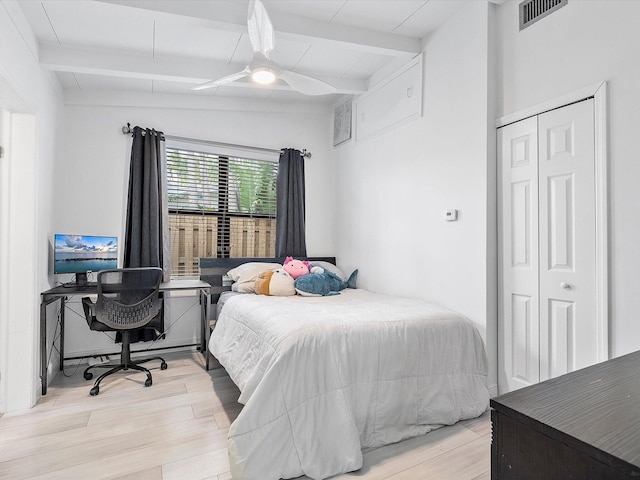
[87,355,112,366]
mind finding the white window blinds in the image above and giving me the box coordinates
[166,146,278,277]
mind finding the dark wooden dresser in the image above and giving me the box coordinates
[491,350,640,479]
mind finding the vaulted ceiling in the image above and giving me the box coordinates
[20,0,470,105]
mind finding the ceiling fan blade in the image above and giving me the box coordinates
[279,70,336,96]
[191,69,250,91]
[248,0,275,56]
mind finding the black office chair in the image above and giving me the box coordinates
[82,267,167,396]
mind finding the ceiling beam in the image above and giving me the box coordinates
[96,0,421,58]
[39,45,367,95]
[64,89,334,114]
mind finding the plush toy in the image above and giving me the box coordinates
[255,268,296,296]
[295,269,358,297]
[282,257,311,279]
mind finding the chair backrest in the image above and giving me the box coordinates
[94,267,163,330]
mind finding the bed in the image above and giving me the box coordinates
[202,257,489,480]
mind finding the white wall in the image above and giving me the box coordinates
[0,1,63,412]
[497,0,640,358]
[334,2,496,388]
[58,100,336,356]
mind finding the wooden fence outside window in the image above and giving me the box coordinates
[168,213,276,276]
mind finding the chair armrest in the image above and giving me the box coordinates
[81,296,95,322]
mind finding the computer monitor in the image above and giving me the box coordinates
[54,234,118,286]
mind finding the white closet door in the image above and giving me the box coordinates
[498,116,540,392]
[538,99,596,381]
[499,99,598,394]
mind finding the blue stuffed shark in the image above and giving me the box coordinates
[294,269,358,296]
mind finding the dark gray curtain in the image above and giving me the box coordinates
[124,126,167,270]
[275,148,307,257]
[123,126,168,342]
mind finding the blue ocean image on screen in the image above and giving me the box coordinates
[54,234,118,273]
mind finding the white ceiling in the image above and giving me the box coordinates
[19,0,470,105]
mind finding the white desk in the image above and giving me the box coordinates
[40,279,211,395]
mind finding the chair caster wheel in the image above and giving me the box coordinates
[90,386,99,396]
[84,372,93,380]
[160,362,168,370]
[145,378,152,387]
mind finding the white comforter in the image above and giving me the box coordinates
[209,289,489,480]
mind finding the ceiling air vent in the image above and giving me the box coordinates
[520,0,568,30]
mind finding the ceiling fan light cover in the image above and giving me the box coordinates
[251,67,276,84]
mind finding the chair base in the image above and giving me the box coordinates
[84,355,167,396]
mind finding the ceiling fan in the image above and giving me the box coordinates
[192,0,336,95]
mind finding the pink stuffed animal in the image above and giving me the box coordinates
[282,256,310,279]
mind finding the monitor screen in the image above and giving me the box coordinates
[54,234,118,276]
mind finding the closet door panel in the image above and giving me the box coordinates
[548,299,575,378]
[498,116,540,393]
[538,99,596,381]
[547,173,574,270]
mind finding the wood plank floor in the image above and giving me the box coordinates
[0,351,491,480]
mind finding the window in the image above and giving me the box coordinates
[166,145,278,277]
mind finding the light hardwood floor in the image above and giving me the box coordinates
[0,351,491,480]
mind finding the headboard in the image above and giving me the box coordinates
[199,256,337,303]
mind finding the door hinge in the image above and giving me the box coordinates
[0,146,4,158]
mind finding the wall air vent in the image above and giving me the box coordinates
[519,0,567,30]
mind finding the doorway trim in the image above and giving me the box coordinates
[497,81,609,364]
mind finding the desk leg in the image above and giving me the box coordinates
[40,299,47,396]
[200,290,211,370]
[60,296,65,371]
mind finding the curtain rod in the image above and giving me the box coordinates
[121,123,312,159]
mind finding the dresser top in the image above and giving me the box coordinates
[491,350,640,470]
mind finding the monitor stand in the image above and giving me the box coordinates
[61,272,93,289]
[75,272,88,286]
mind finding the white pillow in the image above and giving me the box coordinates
[227,262,282,282]
[232,281,260,294]
[227,262,282,293]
